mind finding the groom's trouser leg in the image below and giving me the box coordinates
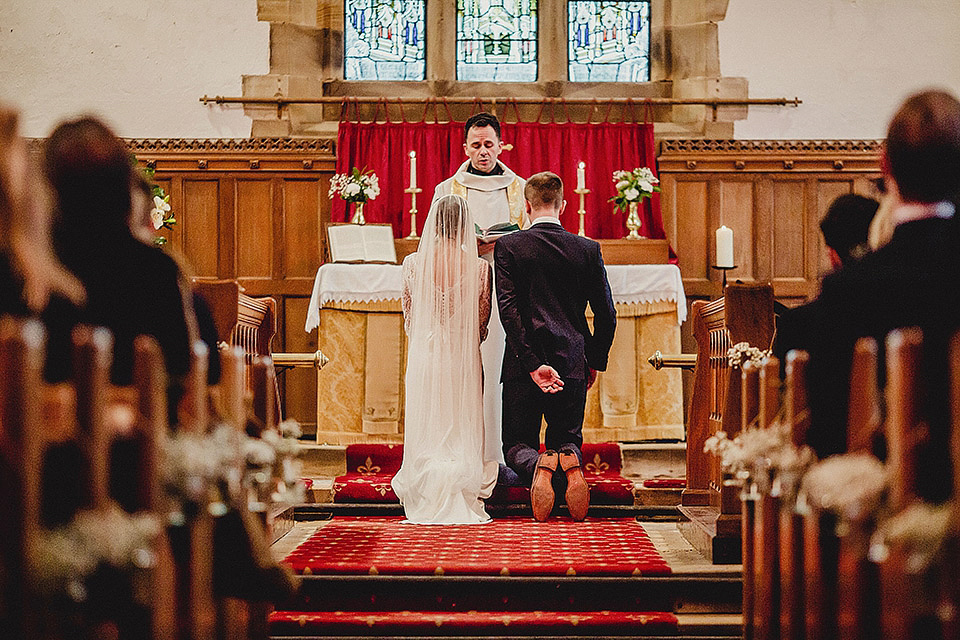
[502,376,547,484]
[543,379,587,495]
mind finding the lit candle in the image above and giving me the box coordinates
[577,161,586,190]
[716,225,734,268]
[408,150,417,190]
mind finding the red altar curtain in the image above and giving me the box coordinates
[332,118,667,245]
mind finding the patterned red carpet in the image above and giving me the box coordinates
[332,442,636,505]
[284,516,671,577]
[269,610,680,636]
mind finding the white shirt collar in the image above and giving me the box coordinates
[892,200,955,226]
[530,216,561,226]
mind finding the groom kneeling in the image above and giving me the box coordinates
[495,172,617,521]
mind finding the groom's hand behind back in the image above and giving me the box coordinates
[531,365,564,393]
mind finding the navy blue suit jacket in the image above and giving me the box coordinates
[494,222,616,382]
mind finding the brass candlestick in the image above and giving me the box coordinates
[574,187,590,237]
[404,187,422,239]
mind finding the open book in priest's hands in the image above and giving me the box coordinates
[326,223,397,263]
[475,221,520,243]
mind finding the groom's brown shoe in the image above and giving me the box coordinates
[559,451,590,521]
[531,451,559,522]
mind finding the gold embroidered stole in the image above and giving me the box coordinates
[452,176,526,227]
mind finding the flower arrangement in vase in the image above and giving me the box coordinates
[328,167,380,225]
[610,167,660,239]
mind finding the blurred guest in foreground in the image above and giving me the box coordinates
[45,115,194,396]
[0,105,85,380]
[803,89,960,504]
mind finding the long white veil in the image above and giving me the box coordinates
[392,194,496,524]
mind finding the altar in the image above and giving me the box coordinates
[305,263,686,445]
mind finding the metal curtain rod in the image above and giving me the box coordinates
[201,95,801,107]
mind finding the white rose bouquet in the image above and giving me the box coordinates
[328,167,381,204]
[610,166,661,213]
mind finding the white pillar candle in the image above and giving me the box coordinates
[577,161,586,190]
[716,225,734,268]
[408,150,417,189]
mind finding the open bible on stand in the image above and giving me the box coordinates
[327,223,398,263]
[475,222,520,243]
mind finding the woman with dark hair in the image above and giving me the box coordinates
[45,115,194,394]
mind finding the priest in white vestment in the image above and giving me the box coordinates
[433,112,528,464]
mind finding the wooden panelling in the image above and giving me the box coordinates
[280,296,317,429]
[771,179,806,279]
[236,179,275,278]
[182,179,220,277]
[659,139,883,305]
[718,179,755,282]
[282,178,322,278]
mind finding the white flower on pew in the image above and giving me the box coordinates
[801,452,887,523]
[726,341,771,369]
[704,422,813,482]
[162,424,244,507]
[31,503,160,601]
[870,502,952,574]
[244,419,306,506]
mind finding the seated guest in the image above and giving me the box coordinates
[773,193,879,370]
[0,105,85,381]
[45,116,194,397]
[803,89,960,504]
[819,194,880,269]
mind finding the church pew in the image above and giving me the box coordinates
[679,281,775,564]
[877,328,926,640]
[192,278,328,427]
[846,337,881,453]
[0,320,176,639]
[780,350,808,640]
[749,358,782,640]
[837,338,882,640]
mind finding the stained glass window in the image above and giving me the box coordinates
[344,0,425,81]
[569,1,650,82]
[457,0,538,82]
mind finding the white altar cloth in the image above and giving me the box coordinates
[305,263,686,332]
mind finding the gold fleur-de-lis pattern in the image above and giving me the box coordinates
[357,456,381,474]
[584,454,609,473]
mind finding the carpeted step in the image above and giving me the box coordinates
[284,516,670,577]
[268,609,680,637]
[332,442,634,505]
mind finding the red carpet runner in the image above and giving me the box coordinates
[272,516,677,636]
[285,516,671,577]
[269,610,680,636]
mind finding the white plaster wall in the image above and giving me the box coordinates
[3,0,959,141]
[0,0,268,138]
[721,0,960,139]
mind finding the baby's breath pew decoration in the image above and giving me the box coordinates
[704,421,815,491]
[31,503,161,603]
[162,424,245,519]
[801,452,887,524]
[726,342,771,369]
[244,419,306,508]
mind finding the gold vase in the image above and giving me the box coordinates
[624,201,645,239]
[351,201,366,225]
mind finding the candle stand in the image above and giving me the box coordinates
[574,187,590,237]
[404,187,422,239]
[711,265,738,291]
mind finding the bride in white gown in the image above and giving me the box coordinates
[391,194,499,524]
